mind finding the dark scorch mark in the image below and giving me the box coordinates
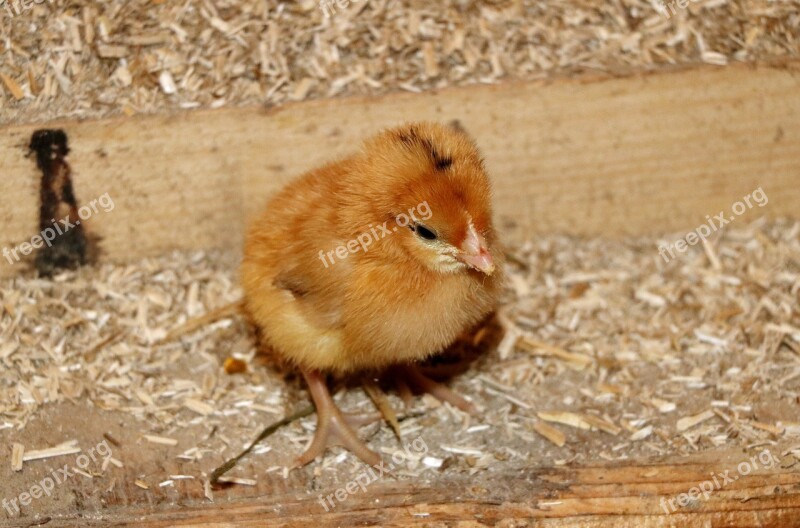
[29,129,88,277]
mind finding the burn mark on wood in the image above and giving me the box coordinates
[29,129,88,277]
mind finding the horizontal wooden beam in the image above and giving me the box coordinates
[1,61,798,278]
[7,448,799,527]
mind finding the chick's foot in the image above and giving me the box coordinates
[396,364,477,415]
[295,370,382,467]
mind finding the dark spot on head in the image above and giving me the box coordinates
[420,138,451,172]
[398,129,418,146]
[396,127,452,171]
[433,153,452,171]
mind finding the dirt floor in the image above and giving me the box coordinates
[1,217,798,525]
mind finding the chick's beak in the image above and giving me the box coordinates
[458,225,495,275]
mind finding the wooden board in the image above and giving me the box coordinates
[1,61,799,278]
[4,447,800,527]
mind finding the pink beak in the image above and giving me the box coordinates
[458,225,495,275]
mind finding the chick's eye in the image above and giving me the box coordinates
[413,224,437,241]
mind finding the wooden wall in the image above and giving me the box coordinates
[1,61,798,277]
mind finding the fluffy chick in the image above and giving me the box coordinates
[241,122,502,466]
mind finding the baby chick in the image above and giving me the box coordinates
[241,122,502,466]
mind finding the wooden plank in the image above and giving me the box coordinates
[1,61,798,278]
[5,448,800,527]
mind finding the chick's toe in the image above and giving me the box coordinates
[295,370,382,467]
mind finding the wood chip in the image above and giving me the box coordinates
[533,421,566,447]
[1,72,24,100]
[422,456,444,468]
[751,421,785,436]
[223,357,248,375]
[441,445,484,456]
[518,338,593,370]
[22,443,81,462]
[11,443,24,472]
[582,415,622,436]
[631,425,653,441]
[159,71,177,95]
[216,476,257,486]
[96,44,128,59]
[143,435,179,447]
[184,398,214,416]
[538,412,591,430]
[677,410,715,432]
[290,78,316,101]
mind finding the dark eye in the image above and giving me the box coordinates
[413,224,437,241]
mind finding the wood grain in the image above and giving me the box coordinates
[5,448,800,527]
[0,61,798,280]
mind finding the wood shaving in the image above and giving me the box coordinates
[676,410,715,432]
[216,476,257,486]
[582,415,622,436]
[538,412,592,430]
[183,398,215,416]
[533,421,566,447]
[11,443,24,472]
[143,435,179,447]
[630,425,654,441]
[517,338,593,370]
[22,442,81,462]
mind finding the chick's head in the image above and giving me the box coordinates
[347,122,498,276]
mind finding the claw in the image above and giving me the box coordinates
[295,370,382,467]
[363,379,403,441]
[395,364,477,415]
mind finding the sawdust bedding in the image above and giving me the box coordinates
[1,218,799,502]
[1,0,799,125]
[2,0,800,521]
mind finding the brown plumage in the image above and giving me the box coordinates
[241,122,503,465]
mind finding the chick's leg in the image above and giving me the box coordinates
[296,370,382,467]
[397,365,477,415]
